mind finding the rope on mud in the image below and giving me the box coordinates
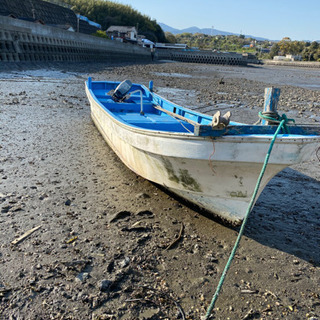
[203,119,287,320]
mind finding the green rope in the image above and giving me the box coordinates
[204,119,287,320]
[258,112,295,134]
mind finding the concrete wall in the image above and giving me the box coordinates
[263,59,320,68]
[0,16,151,63]
[157,49,249,66]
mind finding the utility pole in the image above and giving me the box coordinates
[77,14,80,32]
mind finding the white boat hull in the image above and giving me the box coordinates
[86,86,319,225]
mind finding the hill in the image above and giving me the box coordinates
[62,0,166,42]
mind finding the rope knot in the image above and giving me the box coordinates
[258,112,295,133]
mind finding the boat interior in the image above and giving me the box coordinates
[87,79,320,138]
[91,81,210,133]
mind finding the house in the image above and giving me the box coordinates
[273,55,302,61]
[106,26,137,42]
[286,54,302,61]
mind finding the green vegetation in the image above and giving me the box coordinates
[166,32,270,55]
[92,30,107,38]
[270,38,320,61]
[62,0,166,42]
[165,32,320,61]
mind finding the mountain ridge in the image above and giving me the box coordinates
[159,22,269,41]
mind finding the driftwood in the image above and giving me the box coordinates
[11,225,42,245]
[166,223,184,250]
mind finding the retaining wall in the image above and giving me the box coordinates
[157,49,249,66]
[0,16,151,63]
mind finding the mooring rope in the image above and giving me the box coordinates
[203,118,288,320]
[258,112,295,134]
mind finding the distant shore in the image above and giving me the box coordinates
[262,59,320,68]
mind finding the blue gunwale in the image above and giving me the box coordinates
[86,78,320,138]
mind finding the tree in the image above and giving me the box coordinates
[63,0,165,41]
[310,41,319,50]
[165,32,176,43]
[269,43,280,58]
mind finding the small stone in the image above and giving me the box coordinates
[135,192,150,199]
[76,272,90,283]
[119,257,130,268]
[99,279,112,292]
[1,205,12,213]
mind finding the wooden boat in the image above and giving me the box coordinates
[85,78,320,225]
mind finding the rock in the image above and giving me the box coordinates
[135,192,150,199]
[119,257,130,268]
[75,272,90,283]
[1,205,12,213]
[99,279,112,292]
[136,209,153,216]
[107,260,115,273]
[108,211,131,223]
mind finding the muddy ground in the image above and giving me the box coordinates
[0,61,319,320]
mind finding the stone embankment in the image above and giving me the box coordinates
[1,16,257,66]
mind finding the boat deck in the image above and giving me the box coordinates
[115,111,194,132]
[99,95,195,132]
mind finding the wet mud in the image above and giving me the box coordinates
[0,61,319,319]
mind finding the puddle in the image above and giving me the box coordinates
[152,72,192,78]
[216,102,236,109]
[309,114,320,121]
[0,69,83,79]
[301,84,320,89]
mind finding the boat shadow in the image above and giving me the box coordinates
[245,167,320,266]
[157,167,320,266]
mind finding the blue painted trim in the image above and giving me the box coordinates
[86,78,320,138]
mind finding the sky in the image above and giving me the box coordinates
[117,0,319,41]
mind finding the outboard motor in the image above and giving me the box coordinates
[112,79,132,102]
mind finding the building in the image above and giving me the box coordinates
[155,43,188,50]
[273,55,302,61]
[286,54,302,61]
[106,26,137,43]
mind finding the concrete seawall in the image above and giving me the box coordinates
[0,16,151,63]
[157,49,251,66]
